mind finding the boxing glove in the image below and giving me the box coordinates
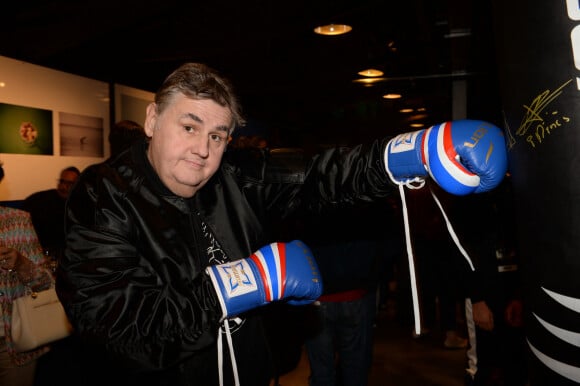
[384,119,508,195]
[206,240,322,319]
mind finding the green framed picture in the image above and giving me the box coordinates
[0,102,53,155]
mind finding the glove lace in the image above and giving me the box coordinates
[217,317,241,386]
[396,183,475,337]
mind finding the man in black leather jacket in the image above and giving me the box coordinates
[56,62,508,386]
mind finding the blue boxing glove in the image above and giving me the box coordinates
[206,240,322,320]
[384,119,508,195]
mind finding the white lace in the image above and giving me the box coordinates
[428,188,475,271]
[217,318,241,386]
[385,142,474,336]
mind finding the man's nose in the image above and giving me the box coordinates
[190,136,210,157]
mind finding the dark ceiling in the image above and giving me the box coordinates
[1,0,499,147]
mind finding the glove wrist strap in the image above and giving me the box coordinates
[384,130,428,185]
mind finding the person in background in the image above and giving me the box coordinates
[23,166,80,258]
[22,166,80,386]
[231,134,268,150]
[299,202,390,386]
[452,176,528,386]
[56,62,508,386]
[0,163,54,386]
[376,196,405,319]
[108,119,147,158]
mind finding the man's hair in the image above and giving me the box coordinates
[109,120,147,156]
[0,163,4,182]
[154,63,246,133]
[62,166,80,175]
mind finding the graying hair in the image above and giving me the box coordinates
[154,63,246,133]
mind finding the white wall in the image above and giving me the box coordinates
[0,56,153,201]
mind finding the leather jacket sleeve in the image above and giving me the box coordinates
[225,137,395,221]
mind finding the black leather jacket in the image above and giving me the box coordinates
[56,138,394,385]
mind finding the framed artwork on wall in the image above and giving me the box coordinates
[59,112,104,157]
[114,84,154,127]
[0,102,53,155]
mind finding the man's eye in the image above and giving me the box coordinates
[210,134,225,143]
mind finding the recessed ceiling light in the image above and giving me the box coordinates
[399,108,414,113]
[410,123,425,128]
[382,93,402,99]
[357,68,384,77]
[410,114,428,120]
[352,77,385,84]
[313,24,352,36]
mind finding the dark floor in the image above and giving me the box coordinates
[277,305,467,386]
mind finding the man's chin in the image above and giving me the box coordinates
[175,178,208,197]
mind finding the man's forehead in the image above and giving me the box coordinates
[174,100,233,130]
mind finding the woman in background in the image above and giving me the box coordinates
[0,163,53,386]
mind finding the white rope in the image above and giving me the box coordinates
[385,140,425,336]
[398,183,423,336]
[428,188,475,271]
[217,318,241,386]
[217,321,224,386]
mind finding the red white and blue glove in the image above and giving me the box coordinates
[206,240,323,319]
[384,119,508,195]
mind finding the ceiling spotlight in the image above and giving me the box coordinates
[410,123,425,128]
[352,77,385,84]
[399,108,414,113]
[358,68,384,77]
[410,113,428,121]
[382,93,402,99]
[314,24,352,36]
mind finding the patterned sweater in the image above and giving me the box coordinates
[0,206,53,365]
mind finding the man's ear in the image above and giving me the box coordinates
[223,136,233,153]
[144,103,157,137]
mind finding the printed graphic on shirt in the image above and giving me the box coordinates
[200,220,228,265]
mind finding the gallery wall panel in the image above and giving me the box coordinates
[0,55,110,200]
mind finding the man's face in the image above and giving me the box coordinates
[144,94,231,198]
[57,170,79,199]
